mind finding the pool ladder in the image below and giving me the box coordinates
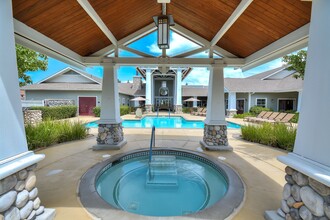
[148,126,156,180]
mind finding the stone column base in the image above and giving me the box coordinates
[265,165,330,220]
[226,109,237,118]
[145,104,153,113]
[0,163,56,220]
[94,123,127,150]
[174,105,182,114]
[200,124,232,151]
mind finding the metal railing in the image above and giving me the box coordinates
[148,126,156,180]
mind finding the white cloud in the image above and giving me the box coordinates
[183,67,209,85]
[147,32,199,56]
[224,67,244,78]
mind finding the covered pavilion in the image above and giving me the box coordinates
[1,0,330,219]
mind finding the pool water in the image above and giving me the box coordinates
[96,156,228,216]
[85,116,241,129]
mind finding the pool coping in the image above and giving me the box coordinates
[78,148,245,220]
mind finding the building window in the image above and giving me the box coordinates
[225,99,228,110]
[256,98,267,108]
[122,98,126,105]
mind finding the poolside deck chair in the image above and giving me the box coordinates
[244,111,267,122]
[135,108,142,118]
[199,108,207,116]
[262,112,287,123]
[192,107,204,116]
[277,113,295,124]
[249,111,272,122]
[255,112,280,123]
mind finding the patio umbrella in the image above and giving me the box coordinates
[130,96,147,101]
[183,97,200,102]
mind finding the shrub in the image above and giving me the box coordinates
[93,106,131,117]
[25,120,88,150]
[241,123,296,152]
[93,106,101,117]
[249,106,271,116]
[233,112,253,119]
[182,107,192,113]
[30,106,77,120]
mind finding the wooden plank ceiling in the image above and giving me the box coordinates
[12,0,311,58]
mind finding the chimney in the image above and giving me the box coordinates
[132,72,142,90]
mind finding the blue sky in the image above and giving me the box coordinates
[27,30,288,85]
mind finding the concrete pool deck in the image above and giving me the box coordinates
[34,115,287,220]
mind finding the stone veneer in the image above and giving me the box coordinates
[0,164,50,220]
[44,99,74,107]
[200,124,232,151]
[275,166,330,220]
[174,105,182,114]
[97,123,124,145]
[23,110,42,125]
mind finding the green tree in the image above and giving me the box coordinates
[282,50,307,80]
[16,45,48,86]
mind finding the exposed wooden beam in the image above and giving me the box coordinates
[14,19,85,69]
[83,56,245,67]
[211,0,253,46]
[242,23,309,71]
[172,24,237,58]
[173,47,207,58]
[118,45,153,57]
[119,23,156,46]
[91,45,115,57]
[77,0,117,46]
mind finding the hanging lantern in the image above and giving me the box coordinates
[153,15,175,49]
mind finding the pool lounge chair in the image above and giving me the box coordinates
[199,108,207,116]
[262,112,287,123]
[255,112,280,123]
[276,113,295,124]
[250,111,273,122]
[244,111,267,122]
[192,107,204,116]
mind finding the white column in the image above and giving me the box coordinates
[205,65,226,125]
[227,92,237,117]
[176,69,182,106]
[193,96,198,108]
[278,0,330,186]
[145,69,152,105]
[297,90,302,112]
[99,63,121,124]
[248,92,252,112]
[0,0,44,176]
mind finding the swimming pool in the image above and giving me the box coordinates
[85,116,241,129]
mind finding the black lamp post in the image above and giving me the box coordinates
[153,15,175,49]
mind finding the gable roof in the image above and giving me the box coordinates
[37,67,101,84]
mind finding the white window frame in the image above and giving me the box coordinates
[236,98,245,112]
[122,97,126,105]
[277,98,297,111]
[255,98,267,108]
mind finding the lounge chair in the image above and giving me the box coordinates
[276,113,295,124]
[198,108,207,116]
[135,108,142,118]
[192,107,204,116]
[244,111,267,122]
[262,112,287,123]
[250,111,272,122]
[255,112,280,123]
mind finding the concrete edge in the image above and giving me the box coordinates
[200,141,233,151]
[92,140,127,150]
[264,210,285,220]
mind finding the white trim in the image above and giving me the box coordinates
[37,67,101,84]
[14,19,84,68]
[119,23,156,46]
[173,47,208,58]
[77,96,98,115]
[242,23,310,71]
[77,0,117,46]
[118,45,153,57]
[255,98,267,108]
[260,67,287,80]
[211,0,253,46]
[277,98,297,111]
[91,45,115,57]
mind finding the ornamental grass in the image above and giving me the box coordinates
[25,120,88,150]
[241,123,296,152]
